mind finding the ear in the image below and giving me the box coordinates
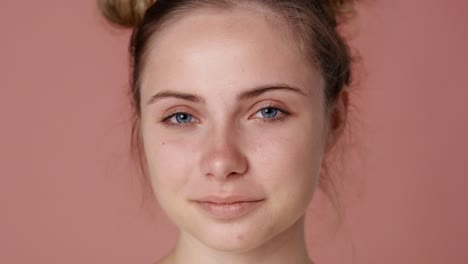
[325,89,349,152]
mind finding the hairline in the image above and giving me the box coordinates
[136,2,322,101]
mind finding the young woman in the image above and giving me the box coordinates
[99,0,355,263]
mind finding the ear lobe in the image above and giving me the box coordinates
[326,90,349,151]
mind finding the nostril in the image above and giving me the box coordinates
[200,147,248,180]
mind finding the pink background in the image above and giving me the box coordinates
[1,0,467,263]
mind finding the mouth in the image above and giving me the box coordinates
[192,197,265,220]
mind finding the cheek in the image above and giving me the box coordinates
[252,118,326,204]
[143,133,197,197]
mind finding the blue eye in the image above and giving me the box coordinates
[172,113,193,123]
[252,105,290,123]
[260,107,279,119]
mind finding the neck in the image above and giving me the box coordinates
[163,217,312,264]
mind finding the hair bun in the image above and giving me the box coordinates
[97,0,155,28]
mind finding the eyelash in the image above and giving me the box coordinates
[161,111,198,128]
[253,105,290,124]
[160,104,290,128]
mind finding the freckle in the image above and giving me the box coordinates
[161,142,165,146]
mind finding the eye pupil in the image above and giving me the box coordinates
[175,113,192,123]
[261,107,278,118]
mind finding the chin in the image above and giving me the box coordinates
[185,214,279,253]
[197,227,268,253]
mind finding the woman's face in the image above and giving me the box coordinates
[140,7,330,252]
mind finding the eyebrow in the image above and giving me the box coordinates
[147,90,205,105]
[146,84,307,105]
[238,85,307,100]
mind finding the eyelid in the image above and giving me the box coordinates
[160,107,200,127]
[161,105,198,119]
[248,101,291,119]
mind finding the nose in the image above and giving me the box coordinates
[199,125,248,181]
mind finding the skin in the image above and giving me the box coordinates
[139,5,346,264]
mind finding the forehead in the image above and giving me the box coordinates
[140,6,323,101]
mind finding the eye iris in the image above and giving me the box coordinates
[175,113,192,123]
[261,108,278,118]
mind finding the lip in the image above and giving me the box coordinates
[192,196,264,220]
